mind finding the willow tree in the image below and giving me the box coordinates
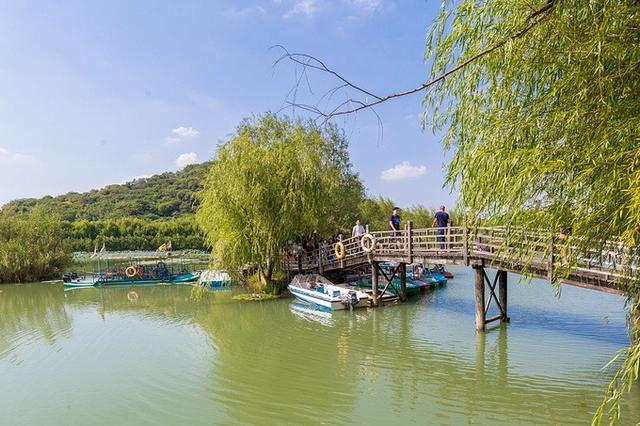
[196,115,363,288]
[0,208,70,282]
[423,1,639,423]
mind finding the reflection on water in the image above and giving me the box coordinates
[289,302,334,326]
[0,266,638,425]
[0,283,72,364]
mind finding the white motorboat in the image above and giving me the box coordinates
[199,270,232,288]
[287,274,369,311]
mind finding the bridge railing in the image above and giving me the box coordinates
[411,226,466,254]
[284,225,638,286]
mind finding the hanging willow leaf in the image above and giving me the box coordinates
[424,1,640,423]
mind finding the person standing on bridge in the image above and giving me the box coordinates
[352,219,365,238]
[389,207,401,236]
[432,205,451,250]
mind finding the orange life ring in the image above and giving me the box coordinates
[361,233,377,253]
[125,266,137,278]
[334,241,346,260]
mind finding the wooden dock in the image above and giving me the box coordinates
[285,224,638,330]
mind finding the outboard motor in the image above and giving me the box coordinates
[341,290,360,310]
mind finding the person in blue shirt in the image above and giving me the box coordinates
[389,207,401,236]
[432,205,451,249]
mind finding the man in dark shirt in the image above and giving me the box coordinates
[432,205,450,249]
[389,207,401,236]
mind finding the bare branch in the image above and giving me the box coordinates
[274,1,558,121]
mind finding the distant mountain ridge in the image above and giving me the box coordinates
[1,162,211,221]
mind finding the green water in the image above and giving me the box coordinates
[1,267,638,425]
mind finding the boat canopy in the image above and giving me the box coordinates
[92,250,208,260]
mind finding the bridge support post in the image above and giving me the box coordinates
[371,261,379,306]
[499,270,509,322]
[475,266,510,331]
[399,263,407,302]
[474,266,485,331]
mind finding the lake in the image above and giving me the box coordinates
[1,266,638,425]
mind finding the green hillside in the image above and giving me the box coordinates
[1,162,211,221]
[1,163,211,252]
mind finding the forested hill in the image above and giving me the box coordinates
[1,162,211,221]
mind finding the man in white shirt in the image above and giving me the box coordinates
[352,219,365,238]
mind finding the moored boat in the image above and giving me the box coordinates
[430,264,454,279]
[63,251,204,287]
[63,271,200,287]
[288,274,369,311]
[409,264,448,286]
[354,262,447,296]
[198,270,232,288]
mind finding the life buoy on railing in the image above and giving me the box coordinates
[125,266,137,278]
[361,233,377,253]
[334,241,346,260]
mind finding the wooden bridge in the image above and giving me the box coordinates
[284,223,638,331]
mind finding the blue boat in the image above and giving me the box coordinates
[354,263,447,296]
[63,251,203,287]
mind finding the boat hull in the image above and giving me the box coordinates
[198,270,232,288]
[288,284,368,311]
[171,272,200,283]
[63,273,200,287]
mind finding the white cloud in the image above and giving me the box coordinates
[380,161,426,181]
[172,126,200,138]
[284,0,318,18]
[175,152,199,169]
[228,5,267,17]
[0,147,34,163]
[346,0,383,13]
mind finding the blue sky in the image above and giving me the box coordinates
[0,0,456,209]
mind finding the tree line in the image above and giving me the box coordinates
[62,215,205,252]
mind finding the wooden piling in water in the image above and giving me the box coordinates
[399,263,407,302]
[499,270,509,322]
[474,266,485,331]
[371,261,379,306]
